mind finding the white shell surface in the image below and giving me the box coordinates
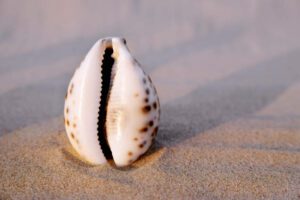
[64,37,160,167]
[64,40,107,164]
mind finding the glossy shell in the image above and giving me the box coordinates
[64,37,160,167]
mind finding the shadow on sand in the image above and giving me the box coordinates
[157,49,300,148]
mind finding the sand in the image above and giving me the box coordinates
[1,1,300,199]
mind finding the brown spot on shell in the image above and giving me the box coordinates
[69,83,74,94]
[145,88,150,95]
[152,127,158,137]
[134,137,138,141]
[66,119,70,126]
[128,152,133,156]
[66,107,69,114]
[144,98,149,103]
[153,102,157,109]
[139,140,147,148]
[71,132,75,139]
[143,78,147,84]
[65,92,68,99]
[134,93,139,97]
[140,127,148,133]
[149,120,154,127]
[73,123,77,128]
[142,105,151,113]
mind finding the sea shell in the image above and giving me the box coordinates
[64,37,160,167]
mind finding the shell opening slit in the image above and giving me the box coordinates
[97,46,114,160]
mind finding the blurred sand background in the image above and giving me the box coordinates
[0,0,300,199]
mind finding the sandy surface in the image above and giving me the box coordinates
[0,0,300,199]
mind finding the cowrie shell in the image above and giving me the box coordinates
[64,37,160,167]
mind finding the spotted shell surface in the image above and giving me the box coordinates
[64,37,160,167]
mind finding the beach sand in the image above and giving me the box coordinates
[1,116,300,199]
[1,1,300,199]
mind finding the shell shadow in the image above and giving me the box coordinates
[61,139,165,171]
[61,147,96,168]
[157,49,300,147]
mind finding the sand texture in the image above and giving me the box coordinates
[0,1,300,199]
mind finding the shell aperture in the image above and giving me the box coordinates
[97,46,114,160]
